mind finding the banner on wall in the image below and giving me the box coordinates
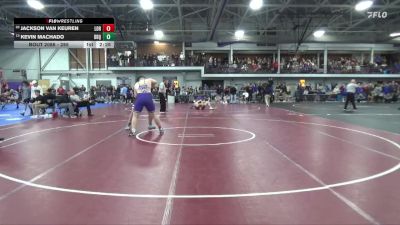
[39,80,50,90]
[299,79,306,87]
[173,80,179,88]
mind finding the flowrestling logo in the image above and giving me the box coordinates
[367,11,388,18]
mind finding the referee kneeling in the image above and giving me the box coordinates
[344,79,358,111]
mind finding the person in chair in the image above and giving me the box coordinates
[68,90,94,116]
[57,93,77,118]
[30,90,47,118]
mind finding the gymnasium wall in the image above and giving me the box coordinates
[0,48,69,81]
[132,71,201,87]
[137,43,182,56]
[41,49,69,71]
[41,71,204,89]
[0,48,39,80]
[42,74,120,89]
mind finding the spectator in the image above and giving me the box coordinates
[20,81,32,116]
[216,85,223,103]
[43,88,56,112]
[120,85,128,103]
[58,93,77,118]
[57,86,65,95]
[264,80,273,107]
[230,86,237,103]
[30,90,47,118]
[30,80,43,98]
[68,90,94,116]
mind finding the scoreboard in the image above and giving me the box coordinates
[14,18,115,48]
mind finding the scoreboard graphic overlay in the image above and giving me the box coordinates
[14,18,115,48]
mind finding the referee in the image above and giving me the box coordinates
[159,80,167,113]
[344,79,358,111]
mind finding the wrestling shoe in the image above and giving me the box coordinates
[128,129,137,137]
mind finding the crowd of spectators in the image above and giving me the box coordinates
[184,54,280,74]
[281,55,321,74]
[1,79,399,118]
[0,81,96,118]
[107,52,280,74]
[294,81,400,103]
[172,80,400,105]
[106,51,400,74]
[164,81,281,104]
[328,55,400,74]
[206,56,279,74]
[328,56,363,74]
[107,53,185,67]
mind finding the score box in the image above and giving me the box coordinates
[102,24,115,32]
[102,32,116,41]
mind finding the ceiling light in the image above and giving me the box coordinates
[235,30,245,39]
[140,0,153,10]
[355,1,373,11]
[313,29,325,38]
[249,0,263,10]
[389,32,400,37]
[27,0,44,10]
[154,30,164,39]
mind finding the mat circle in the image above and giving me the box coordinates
[0,119,399,199]
[136,126,256,146]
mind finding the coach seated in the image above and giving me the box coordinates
[43,88,56,111]
[68,90,94,116]
[30,90,47,118]
[57,93,77,118]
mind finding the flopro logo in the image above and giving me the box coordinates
[367,11,388,18]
